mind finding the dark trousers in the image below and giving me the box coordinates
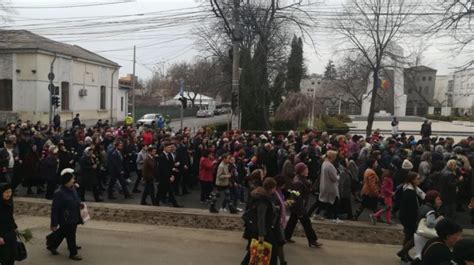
[200,180,213,201]
[79,186,101,202]
[157,182,176,204]
[45,180,58,200]
[354,195,378,219]
[133,170,142,191]
[322,197,339,219]
[339,197,353,219]
[180,170,190,194]
[48,224,78,257]
[108,173,130,196]
[141,180,157,204]
[284,213,318,243]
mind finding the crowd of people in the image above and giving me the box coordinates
[0,115,474,264]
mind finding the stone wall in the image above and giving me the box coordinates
[14,197,405,244]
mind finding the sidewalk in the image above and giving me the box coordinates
[16,216,401,265]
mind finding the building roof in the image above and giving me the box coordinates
[405,65,437,72]
[0,30,119,67]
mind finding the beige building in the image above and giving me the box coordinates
[0,30,126,127]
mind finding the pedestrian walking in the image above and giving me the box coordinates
[47,168,83,261]
[0,183,18,265]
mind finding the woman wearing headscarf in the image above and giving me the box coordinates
[0,183,18,265]
[78,147,102,202]
[48,168,83,261]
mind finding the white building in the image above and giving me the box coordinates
[0,30,126,127]
[452,68,474,116]
[163,92,216,109]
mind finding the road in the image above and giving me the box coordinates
[16,216,401,265]
[170,114,230,131]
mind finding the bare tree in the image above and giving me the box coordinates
[275,92,312,125]
[336,0,418,137]
[428,0,473,67]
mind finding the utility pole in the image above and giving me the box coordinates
[132,45,136,120]
[231,0,241,130]
[180,80,184,131]
[48,54,57,125]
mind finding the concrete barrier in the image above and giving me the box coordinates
[14,197,405,245]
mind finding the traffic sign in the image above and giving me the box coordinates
[48,72,55,81]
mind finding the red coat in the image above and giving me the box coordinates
[199,157,215,182]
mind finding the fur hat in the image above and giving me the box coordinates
[401,159,413,170]
[295,162,308,175]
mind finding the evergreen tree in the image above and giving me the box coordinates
[270,71,286,109]
[323,60,337,80]
[285,35,304,92]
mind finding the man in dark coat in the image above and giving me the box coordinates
[107,141,132,199]
[420,120,432,139]
[175,136,191,195]
[157,142,182,207]
[439,160,462,219]
[141,146,158,205]
[72,114,81,128]
[48,169,82,261]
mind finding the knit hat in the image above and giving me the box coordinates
[401,159,413,170]
[60,168,75,185]
[295,162,308,175]
[453,239,474,264]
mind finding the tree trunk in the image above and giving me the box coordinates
[366,68,379,137]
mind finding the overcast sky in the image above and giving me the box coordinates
[2,0,469,81]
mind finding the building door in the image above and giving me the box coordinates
[0,79,12,111]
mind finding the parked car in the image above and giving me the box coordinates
[196,109,214,118]
[137,113,160,126]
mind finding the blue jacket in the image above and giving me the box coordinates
[51,186,82,227]
[108,149,123,176]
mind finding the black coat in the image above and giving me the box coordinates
[40,155,59,182]
[157,152,174,184]
[288,176,311,217]
[0,183,18,263]
[78,154,98,189]
[439,168,459,204]
[107,149,123,176]
[51,185,82,227]
[399,186,420,230]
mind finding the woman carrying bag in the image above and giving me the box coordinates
[0,183,19,265]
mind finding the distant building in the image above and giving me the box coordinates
[300,74,361,115]
[434,75,453,107]
[404,65,437,116]
[451,68,474,116]
[0,30,126,127]
[120,74,148,96]
[163,92,216,109]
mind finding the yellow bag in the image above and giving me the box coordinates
[249,238,272,265]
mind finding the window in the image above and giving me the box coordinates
[120,97,124,111]
[418,86,422,93]
[425,87,429,94]
[428,76,432,81]
[100,86,106,110]
[0,79,12,111]
[61,82,69,110]
[422,76,426,81]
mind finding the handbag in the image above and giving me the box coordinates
[80,203,91,223]
[249,238,272,265]
[416,211,438,238]
[15,235,27,261]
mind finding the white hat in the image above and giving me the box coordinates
[60,168,75,176]
[402,159,413,170]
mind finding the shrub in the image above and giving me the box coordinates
[272,119,297,131]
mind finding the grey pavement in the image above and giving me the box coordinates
[16,216,401,265]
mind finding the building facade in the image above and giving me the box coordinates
[451,68,474,116]
[403,65,437,116]
[0,30,126,127]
